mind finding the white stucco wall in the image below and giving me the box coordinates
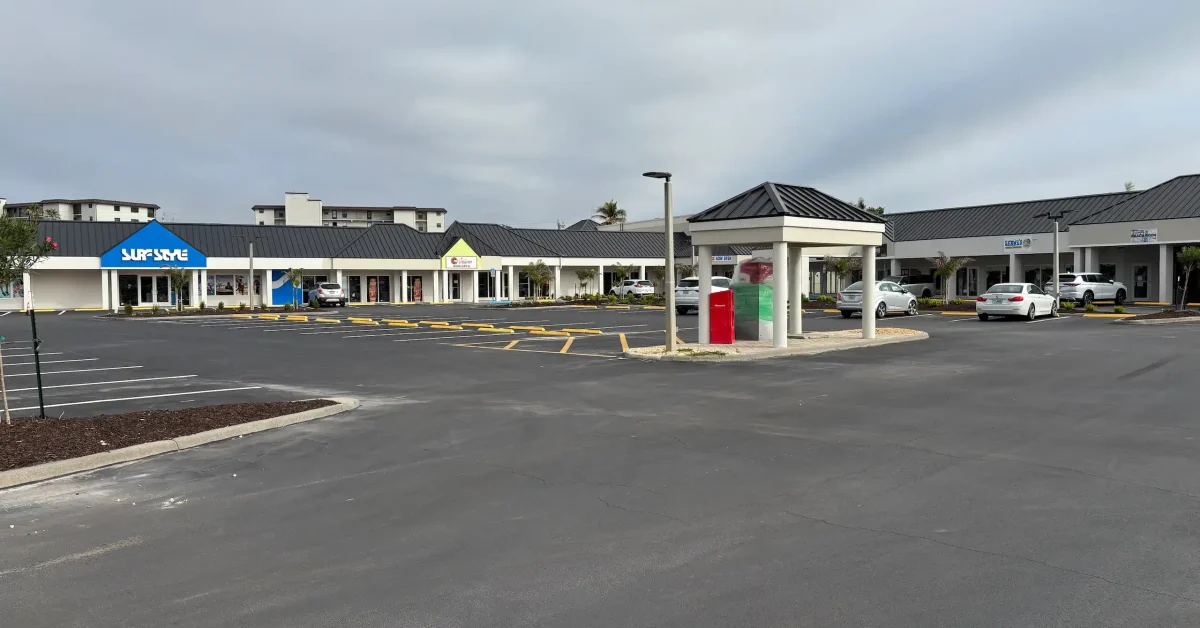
[28,270,103,309]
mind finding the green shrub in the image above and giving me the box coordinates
[310,297,320,309]
[217,301,225,310]
[151,304,160,314]
[624,293,637,304]
[282,303,293,312]
[238,302,247,311]
[607,294,618,303]
[801,294,810,303]
[1084,303,1097,312]
[950,299,966,306]
[198,301,205,310]
[123,302,133,316]
[1113,305,1125,314]
[640,294,654,305]
[1060,300,1076,310]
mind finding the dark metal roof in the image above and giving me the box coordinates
[565,219,599,231]
[163,224,364,258]
[333,224,442,259]
[688,182,887,224]
[515,229,667,258]
[886,191,1135,241]
[1073,175,1200,225]
[443,223,559,257]
[39,221,143,257]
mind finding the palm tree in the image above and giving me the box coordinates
[593,200,626,225]
[523,260,553,299]
[161,266,191,312]
[927,251,974,304]
[284,268,305,306]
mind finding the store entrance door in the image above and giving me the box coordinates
[138,275,172,306]
[118,275,138,306]
[450,272,461,300]
[348,276,362,302]
[365,275,390,302]
[1134,265,1149,299]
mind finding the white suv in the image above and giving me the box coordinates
[611,279,655,297]
[1046,273,1127,305]
[674,276,732,314]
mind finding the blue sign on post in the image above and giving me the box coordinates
[489,268,497,277]
[100,222,207,269]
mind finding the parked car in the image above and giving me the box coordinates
[1045,273,1126,305]
[310,282,347,307]
[884,274,937,299]
[611,279,655,297]
[976,282,1057,320]
[837,280,919,318]
[674,276,732,314]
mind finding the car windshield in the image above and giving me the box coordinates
[986,284,1024,294]
[844,281,864,291]
[882,276,902,283]
[636,281,652,286]
[678,279,699,288]
[320,283,341,289]
[1057,275,1076,283]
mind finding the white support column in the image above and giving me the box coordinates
[771,242,788,348]
[22,272,32,311]
[1072,249,1082,273]
[597,265,604,295]
[975,267,987,296]
[507,265,515,300]
[199,270,208,307]
[101,270,110,311]
[697,245,712,345]
[262,270,273,307]
[190,270,199,307]
[638,265,646,281]
[889,258,900,277]
[1084,247,1096,273]
[861,245,876,339]
[789,245,803,335]
[401,270,409,302]
[432,271,440,303]
[492,269,501,301]
[553,265,562,299]
[1008,253,1022,284]
[109,270,121,312]
[798,254,810,299]
[1159,243,1173,304]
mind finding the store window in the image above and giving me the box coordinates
[1099,264,1117,280]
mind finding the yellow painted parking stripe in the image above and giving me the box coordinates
[570,305,598,309]
[503,340,520,349]
[430,324,464,330]
[560,328,602,334]
[480,327,515,333]
[352,319,380,325]
[822,309,839,313]
[315,318,341,323]
[619,333,629,352]
[74,307,109,312]
[418,320,448,325]
[347,302,371,306]
[530,330,570,336]
[644,305,665,310]
[388,322,418,327]
[606,305,631,309]
[286,315,309,321]
[510,325,545,331]
[257,314,281,320]
[1134,301,1170,306]
[1083,313,1133,318]
[559,337,575,353]
[940,311,977,316]
[450,342,616,359]
[380,318,408,324]
[460,322,495,328]
[232,313,254,319]
[346,317,374,322]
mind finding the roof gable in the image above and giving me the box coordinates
[886,191,1135,242]
[1073,175,1200,225]
[332,224,440,259]
[689,182,887,224]
[99,221,206,268]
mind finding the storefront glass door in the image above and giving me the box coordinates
[348,276,361,302]
[450,272,461,300]
[138,275,172,305]
[363,275,389,302]
[119,275,138,306]
[407,275,423,302]
[1134,265,1149,299]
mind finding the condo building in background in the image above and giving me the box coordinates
[1,198,159,222]
[251,192,447,231]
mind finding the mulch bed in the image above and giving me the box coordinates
[1126,308,1200,321]
[108,307,316,318]
[0,400,335,471]
[917,302,976,312]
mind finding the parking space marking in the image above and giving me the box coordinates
[503,340,520,350]
[297,318,556,336]
[7,358,99,367]
[57,310,67,315]
[559,337,575,353]
[1028,316,1070,324]
[449,342,617,359]
[8,386,263,413]
[9,375,197,393]
[3,352,64,358]
[0,311,9,317]
[619,333,629,352]
[340,320,592,340]
[5,366,142,378]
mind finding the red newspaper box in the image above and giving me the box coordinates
[709,289,734,344]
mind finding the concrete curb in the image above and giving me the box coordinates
[1113,316,1200,325]
[0,397,360,490]
[623,332,929,362]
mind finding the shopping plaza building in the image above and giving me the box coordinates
[8,173,1200,311]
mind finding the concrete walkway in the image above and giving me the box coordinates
[624,328,928,361]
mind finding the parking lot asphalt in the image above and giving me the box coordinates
[3,304,1200,626]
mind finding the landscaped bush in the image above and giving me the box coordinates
[217,301,225,310]
[198,301,205,310]
[624,293,637,304]
[917,298,941,308]
[123,303,133,315]
[1060,301,1076,310]
[950,299,967,306]
[640,295,655,305]
[310,297,320,309]
[1114,305,1126,314]
[151,305,160,314]
[817,294,836,304]
[1085,303,1097,312]
[800,294,810,303]
[282,303,293,312]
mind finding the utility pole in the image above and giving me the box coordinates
[1041,209,1071,302]
[234,234,264,309]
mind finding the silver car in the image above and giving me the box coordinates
[674,276,732,315]
[837,280,919,318]
[309,282,347,307]
[1045,273,1127,305]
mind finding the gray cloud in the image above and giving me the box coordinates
[2,0,1199,225]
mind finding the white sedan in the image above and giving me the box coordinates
[975,283,1058,321]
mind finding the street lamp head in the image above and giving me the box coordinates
[642,172,672,181]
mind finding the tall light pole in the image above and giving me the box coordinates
[235,234,264,309]
[1040,210,1071,301]
[643,172,676,351]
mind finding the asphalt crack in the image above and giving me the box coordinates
[478,462,549,485]
[598,497,688,525]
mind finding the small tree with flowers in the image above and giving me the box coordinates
[0,209,58,422]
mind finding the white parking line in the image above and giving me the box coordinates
[8,386,263,412]
[9,375,197,392]
[6,358,99,367]
[5,366,143,378]
[57,310,67,316]
[2,352,64,358]
[0,311,9,317]
[1027,316,1069,324]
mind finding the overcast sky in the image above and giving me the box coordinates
[3,0,1199,226]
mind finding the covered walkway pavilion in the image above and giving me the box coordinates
[687,182,888,347]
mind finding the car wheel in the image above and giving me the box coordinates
[978,313,989,321]
[1051,301,1059,317]
[875,302,887,318]
[906,300,918,316]
[1115,289,1126,305]
[1026,303,1037,321]
[922,289,932,299]
[841,310,853,319]
[1083,290,1094,305]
